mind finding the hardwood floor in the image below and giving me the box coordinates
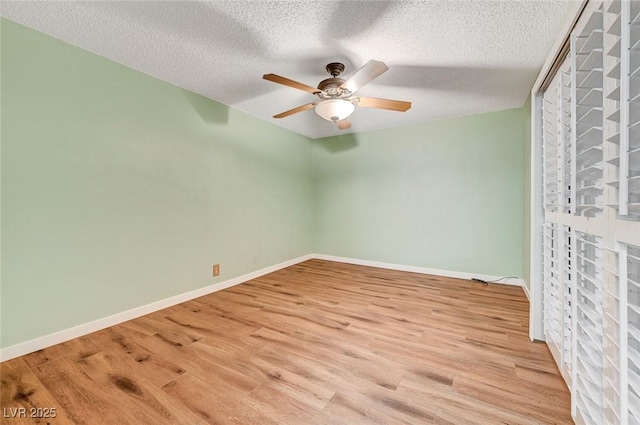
[1,259,573,424]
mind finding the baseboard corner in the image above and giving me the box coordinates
[0,253,313,362]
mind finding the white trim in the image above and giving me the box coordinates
[531,0,587,95]
[530,93,545,341]
[0,254,313,362]
[616,220,640,247]
[546,212,608,237]
[312,254,526,288]
[521,280,531,301]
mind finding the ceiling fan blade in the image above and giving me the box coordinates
[263,74,320,94]
[339,60,389,93]
[357,97,411,112]
[273,102,317,119]
[336,119,351,130]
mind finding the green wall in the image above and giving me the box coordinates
[0,20,314,348]
[1,18,529,350]
[312,108,526,277]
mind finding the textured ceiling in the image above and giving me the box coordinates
[1,1,572,139]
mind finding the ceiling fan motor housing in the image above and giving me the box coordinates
[317,77,346,92]
[319,62,348,96]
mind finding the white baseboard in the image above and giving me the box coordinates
[312,253,526,288]
[1,252,527,362]
[521,280,531,301]
[0,254,313,362]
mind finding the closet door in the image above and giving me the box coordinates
[604,1,640,424]
[571,5,607,425]
[538,1,640,424]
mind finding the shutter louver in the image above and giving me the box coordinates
[575,6,605,218]
[574,232,605,425]
[545,223,563,355]
[626,1,640,218]
[563,226,574,377]
[627,244,640,424]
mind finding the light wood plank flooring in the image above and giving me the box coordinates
[1,259,572,424]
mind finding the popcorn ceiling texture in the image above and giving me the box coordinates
[1,0,571,139]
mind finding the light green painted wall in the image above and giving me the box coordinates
[1,18,529,350]
[312,108,526,277]
[522,95,532,291]
[0,19,313,348]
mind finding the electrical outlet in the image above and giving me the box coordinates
[213,264,220,277]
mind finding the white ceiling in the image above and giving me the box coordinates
[1,0,572,139]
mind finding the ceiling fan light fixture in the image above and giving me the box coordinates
[264,60,411,129]
[314,99,355,122]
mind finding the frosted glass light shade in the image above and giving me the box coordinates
[315,99,355,122]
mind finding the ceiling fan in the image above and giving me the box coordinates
[263,60,411,130]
